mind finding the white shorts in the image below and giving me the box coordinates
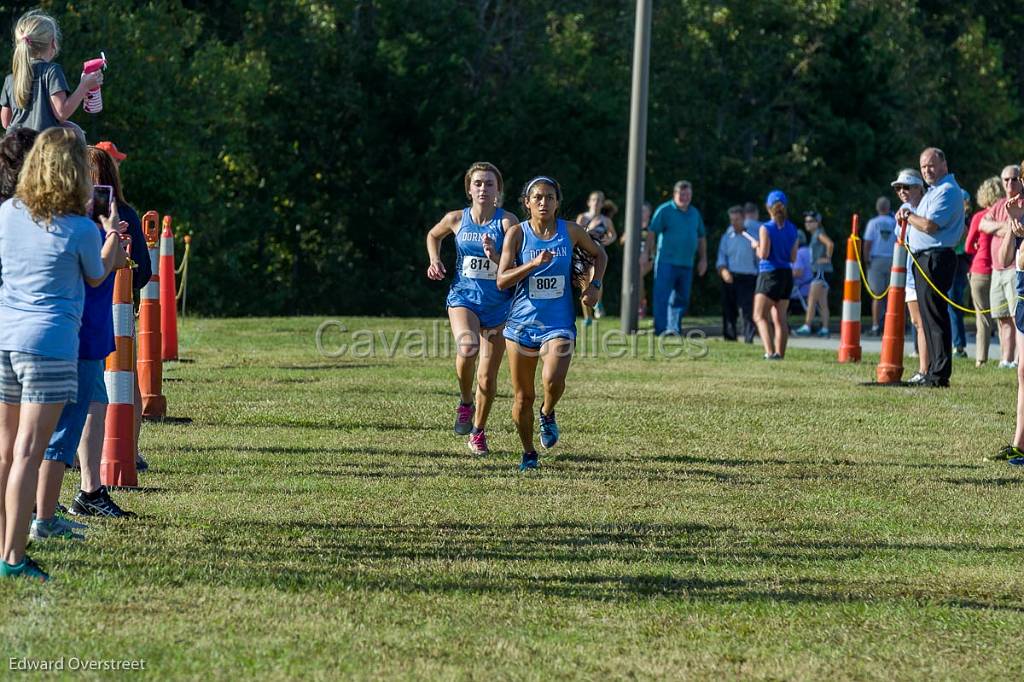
[905,285,917,304]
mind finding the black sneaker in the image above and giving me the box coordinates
[906,372,927,385]
[135,453,149,473]
[69,487,134,518]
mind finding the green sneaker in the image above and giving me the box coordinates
[1,556,49,582]
[55,509,87,530]
[30,516,85,541]
[985,445,1024,462]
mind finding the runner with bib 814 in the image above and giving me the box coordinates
[497,176,607,472]
[426,162,518,455]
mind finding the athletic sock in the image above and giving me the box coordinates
[471,427,483,435]
[81,488,103,500]
[460,401,472,407]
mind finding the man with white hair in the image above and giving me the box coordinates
[895,148,965,387]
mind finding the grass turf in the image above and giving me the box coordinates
[2,315,1022,680]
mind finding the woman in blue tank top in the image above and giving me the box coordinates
[753,189,799,360]
[497,176,607,471]
[426,162,517,455]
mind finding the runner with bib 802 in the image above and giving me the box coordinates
[497,176,607,472]
[426,162,518,455]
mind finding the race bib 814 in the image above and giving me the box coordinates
[462,255,497,280]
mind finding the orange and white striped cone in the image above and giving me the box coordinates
[876,218,908,383]
[138,211,166,418]
[838,214,862,363]
[101,247,138,488]
[160,215,179,361]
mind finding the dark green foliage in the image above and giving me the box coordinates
[3,1,1019,315]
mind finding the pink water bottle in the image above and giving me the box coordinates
[82,52,107,114]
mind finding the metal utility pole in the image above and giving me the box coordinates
[621,0,652,334]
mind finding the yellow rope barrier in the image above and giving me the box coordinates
[175,242,189,275]
[903,247,1018,315]
[849,235,889,301]
[175,241,190,301]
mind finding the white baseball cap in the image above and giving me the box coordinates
[890,169,924,187]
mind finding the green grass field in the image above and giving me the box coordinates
[3,316,1023,680]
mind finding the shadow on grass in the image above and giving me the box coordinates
[79,519,1024,613]
[652,454,982,470]
[940,477,1024,487]
[169,445,752,483]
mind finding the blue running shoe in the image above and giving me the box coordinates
[1009,456,1024,467]
[539,408,559,449]
[519,451,539,472]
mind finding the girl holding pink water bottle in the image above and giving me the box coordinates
[0,10,103,133]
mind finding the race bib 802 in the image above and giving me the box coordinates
[529,274,565,299]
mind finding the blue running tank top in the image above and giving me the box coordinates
[758,220,799,272]
[507,220,575,335]
[447,207,512,312]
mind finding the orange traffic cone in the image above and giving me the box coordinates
[101,246,138,488]
[160,215,178,361]
[838,214,862,363]
[138,211,166,418]
[876,218,909,383]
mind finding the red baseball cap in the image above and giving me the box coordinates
[96,141,126,161]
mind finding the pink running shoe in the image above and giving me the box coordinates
[467,430,489,455]
[454,403,475,435]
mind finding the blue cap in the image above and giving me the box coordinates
[766,189,787,207]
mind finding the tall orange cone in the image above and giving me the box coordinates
[138,211,166,417]
[101,244,138,488]
[876,218,909,383]
[838,214,862,363]
[160,215,178,361]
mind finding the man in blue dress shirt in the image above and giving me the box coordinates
[716,205,759,342]
[647,180,708,335]
[896,147,965,387]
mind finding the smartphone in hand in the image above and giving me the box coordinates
[91,185,113,222]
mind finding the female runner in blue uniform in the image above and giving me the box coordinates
[426,162,517,454]
[497,176,607,471]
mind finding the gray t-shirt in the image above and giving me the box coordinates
[810,228,833,275]
[0,60,70,133]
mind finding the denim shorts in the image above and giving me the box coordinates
[42,359,108,466]
[0,351,77,404]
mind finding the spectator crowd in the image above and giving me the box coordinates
[0,10,151,582]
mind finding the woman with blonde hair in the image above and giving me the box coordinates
[0,127,125,580]
[0,10,101,133]
[965,176,1004,366]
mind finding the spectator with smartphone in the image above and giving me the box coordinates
[34,184,134,537]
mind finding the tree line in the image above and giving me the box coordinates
[1,0,1021,316]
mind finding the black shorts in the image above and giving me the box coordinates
[755,269,794,302]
